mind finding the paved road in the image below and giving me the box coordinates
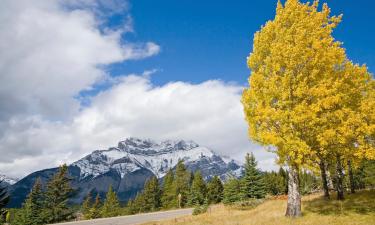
[52,208,193,225]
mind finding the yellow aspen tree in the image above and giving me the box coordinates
[242,0,345,217]
[356,79,375,160]
[313,61,374,199]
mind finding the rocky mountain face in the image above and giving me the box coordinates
[8,138,242,207]
[0,174,18,186]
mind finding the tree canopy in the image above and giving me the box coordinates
[242,0,374,216]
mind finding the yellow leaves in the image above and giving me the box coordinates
[241,0,374,168]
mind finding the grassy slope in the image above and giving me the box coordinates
[143,190,375,225]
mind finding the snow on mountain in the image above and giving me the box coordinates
[0,174,18,185]
[72,137,238,180]
[8,137,243,207]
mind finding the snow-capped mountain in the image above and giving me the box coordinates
[8,138,242,207]
[0,174,18,185]
[72,138,241,180]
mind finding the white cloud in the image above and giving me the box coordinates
[73,75,277,169]
[0,74,277,178]
[0,0,159,121]
[0,0,277,178]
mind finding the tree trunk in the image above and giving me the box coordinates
[319,160,330,199]
[347,160,355,194]
[326,169,334,190]
[336,156,345,200]
[285,164,302,217]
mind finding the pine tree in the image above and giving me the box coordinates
[189,171,194,187]
[161,169,176,209]
[240,153,266,199]
[0,180,9,222]
[142,176,161,212]
[81,193,92,219]
[174,160,190,207]
[362,160,375,189]
[132,192,145,213]
[101,185,121,218]
[42,164,74,223]
[207,176,223,204]
[126,199,136,215]
[20,178,45,225]
[264,171,285,195]
[89,194,102,219]
[223,178,241,204]
[278,168,288,195]
[188,171,207,206]
[299,170,319,195]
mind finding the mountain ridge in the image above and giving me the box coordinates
[0,174,18,186]
[8,137,242,207]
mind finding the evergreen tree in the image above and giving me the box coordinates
[126,199,136,215]
[81,193,92,219]
[263,168,288,196]
[132,192,145,213]
[299,170,320,195]
[223,178,241,204]
[161,169,176,209]
[89,194,102,219]
[361,160,375,189]
[101,185,121,218]
[0,180,9,223]
[20,178,45,225]
[278,168,288,194]
[142,176,161,212]
[240,153,266,199]
[188,171,207,206]
[206,176,223,204]
[264,171,285,195]
[189,171,194,187]
[42,164,74,223]
[174,160,190,207]
[349,160,375,190]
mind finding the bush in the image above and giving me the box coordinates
[192,204,208,216]
[229,198,264,210]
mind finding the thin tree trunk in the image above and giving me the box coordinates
[319,160,330,199]
[285,164,302,217]
[347,160,355,194]
[336,155,345,200]
[326,169,334,190]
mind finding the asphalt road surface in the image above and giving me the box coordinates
[51,208,193,225]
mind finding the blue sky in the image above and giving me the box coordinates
[108,0,375,86]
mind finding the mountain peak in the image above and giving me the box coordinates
[0,174,18,185]
[9,137,242,207]
[71,137,239,180]
[117,137,199,154]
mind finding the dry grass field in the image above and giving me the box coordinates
[143,190,375,225]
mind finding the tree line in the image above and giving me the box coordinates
[5,165,75,225]
[241,0,375,217]
[1,155,374,224]
[80,160,225,219]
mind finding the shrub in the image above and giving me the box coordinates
[192,204,208,216]
[229,198,264,210]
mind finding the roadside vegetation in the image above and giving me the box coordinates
[143,190,375,225]
[3,153,373,225]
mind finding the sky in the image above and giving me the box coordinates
[0,0,374,178]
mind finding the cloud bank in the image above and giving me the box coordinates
[0,0,277,178]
